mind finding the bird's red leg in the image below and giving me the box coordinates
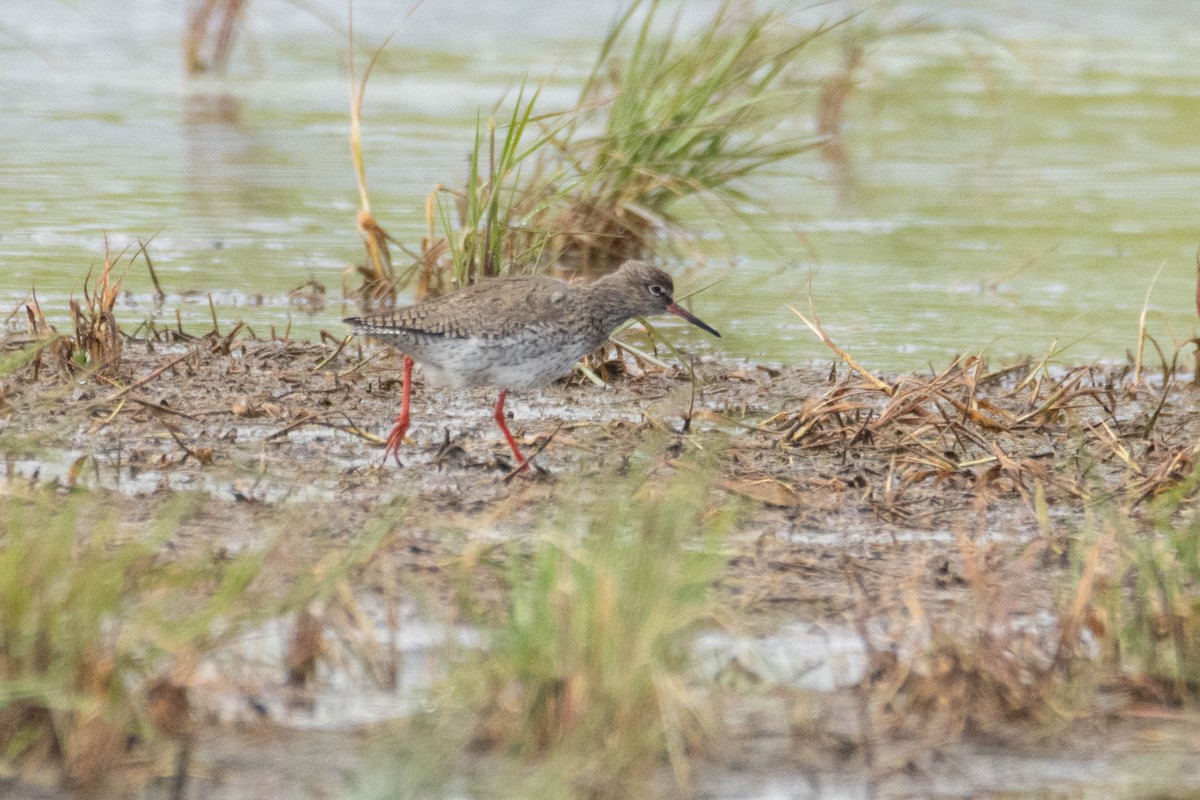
[493,389,527,471]
[382,355,413,466]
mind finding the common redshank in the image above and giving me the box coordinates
[344,260,720,469]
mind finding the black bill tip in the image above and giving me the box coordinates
[667,303,721,338]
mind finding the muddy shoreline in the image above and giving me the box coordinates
[4,333,1200,797]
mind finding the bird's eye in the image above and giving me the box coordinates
[649,284,664,297]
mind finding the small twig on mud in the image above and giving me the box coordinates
[333,411,385,444]
[131,230,167,303]
[266,412,320,441]
[881,454,898,508]
[265,412,383,444]
[432,428,458,466]
[940,395,1008,432]
[642,412,707,453]
[92,397,129,429]
[1142,372,1173,439]
[1015,339,1061,392]
[207,293,220,335]
[1012,369,1087,426]
[5,294,32,330]
[501,421,562,483]
[1131,443,1200,505]
[128,396,201,421]
[576,361,608,387]
[682,355,697,434]
[211,320,244,355]
[24,288,53,335]
[1087,419,1143,475]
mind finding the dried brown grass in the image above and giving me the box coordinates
[849,533,1105,759]
[763,313,1197,524]
[67,242,129,376]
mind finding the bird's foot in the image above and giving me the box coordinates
[382,414,410,467]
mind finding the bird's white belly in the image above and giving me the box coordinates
[413,334,595,390]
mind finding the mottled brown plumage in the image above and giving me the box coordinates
[344,260,720,468]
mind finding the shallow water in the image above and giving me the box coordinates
[190,610,1197,800]
[3,1,1200,370]
[202,598,480,731]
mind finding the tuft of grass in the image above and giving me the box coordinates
[544,0,828,272]
[852,527,1099,752]
[423,83,568,291]
[68,242,128,376]
[1101,467,1200,703]
[373,0,831,296]
[442,460,735,793]
[0,486,383,791]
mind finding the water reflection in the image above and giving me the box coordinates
[182,91,252,218]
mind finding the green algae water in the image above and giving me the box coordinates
[2,0,1199,370]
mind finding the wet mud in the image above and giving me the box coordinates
[3,333,1200,798]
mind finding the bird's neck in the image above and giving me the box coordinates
[583,272,639,334]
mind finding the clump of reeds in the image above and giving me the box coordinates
[420,85,566,292]
[348,0,828,303]
[445,460,734,793]
[67,243,131,376]
[540,0,827,273]
[345,50,559,301]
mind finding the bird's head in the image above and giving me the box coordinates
[609,260,721,338]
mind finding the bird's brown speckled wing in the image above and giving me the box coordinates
[345,276,588,340]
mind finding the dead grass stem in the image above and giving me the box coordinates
[343,8,421,310]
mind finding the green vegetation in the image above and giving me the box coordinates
[424,83,565,291]
[350,0,829,306]
[469,463,731,782]
[359,459,736,799]
[0,488,384,791]
[1103,469,1200,702]
[8,0,1200,796]
[541,0,826,272]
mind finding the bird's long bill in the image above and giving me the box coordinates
[667,303,721,338]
